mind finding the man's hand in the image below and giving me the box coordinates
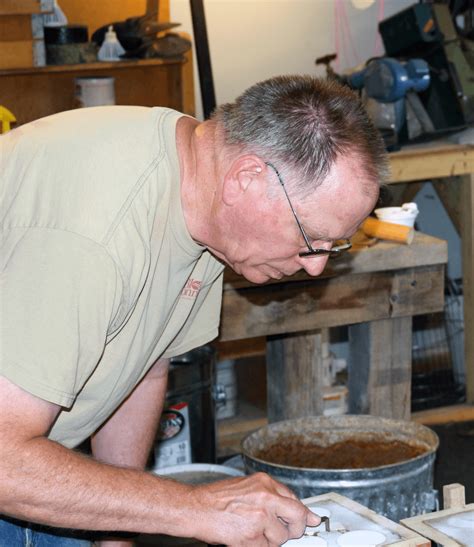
[189,472,320,546]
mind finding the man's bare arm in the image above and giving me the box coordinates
[0,374,319,546]
[90,358,169,546]
[91,358,169,469]
[0,374,193,537]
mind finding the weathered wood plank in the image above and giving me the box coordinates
[433,177,462,234]
[348,317,412,420]
[443,483,466,509]
[266,330,326,423]
[412,403,474,425]
[223,232,447,290]
[220,265,444,342]
[460,173,474,403]
[389,143,474,183]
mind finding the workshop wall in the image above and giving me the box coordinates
[59,0,169,35]
[171,0,414,119]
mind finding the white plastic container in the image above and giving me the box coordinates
[374,202,419,227]
[98,25,125,62]
[74,76,115,107]
[43,0,67,27]
[215,359,238,419]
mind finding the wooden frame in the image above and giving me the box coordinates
[401,484,473,547]
[388,142,474,404]
[219,232,446,424]
[301,492,430,546]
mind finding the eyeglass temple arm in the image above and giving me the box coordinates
[265,162,314,252]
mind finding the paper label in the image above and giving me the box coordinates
[153,402,192,469]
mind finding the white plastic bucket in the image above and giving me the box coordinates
[152,463,244,484]
[74,76,115,107]
[374,202,419,227]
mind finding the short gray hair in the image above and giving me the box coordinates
[212,75,389,195]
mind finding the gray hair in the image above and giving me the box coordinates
[212,75,389,196]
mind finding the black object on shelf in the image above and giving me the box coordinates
[44,25,97,66]
[44,25,88,45]
[190,0,216,119]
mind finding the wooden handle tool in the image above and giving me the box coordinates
[361,217,414,244]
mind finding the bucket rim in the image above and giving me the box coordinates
[152,463,245,477]
[241,414,439,473]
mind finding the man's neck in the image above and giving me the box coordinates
[176,117,217,248]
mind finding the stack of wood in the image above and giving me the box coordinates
[0,0,52,69]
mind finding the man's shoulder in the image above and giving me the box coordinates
[1,106,182,242]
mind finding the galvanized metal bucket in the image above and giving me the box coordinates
[242,415,439,522]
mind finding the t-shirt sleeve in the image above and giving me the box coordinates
[0,228,121,407]
[162,268,224,358]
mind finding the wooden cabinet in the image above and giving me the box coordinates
[0,56,195,126]
[0,0,195,126]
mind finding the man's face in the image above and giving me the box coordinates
[213,155,379,284]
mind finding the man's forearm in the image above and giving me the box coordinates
[89,358,170,545]
[0,364,319,546]
[1,436,195,536]
[91,358,169,469]
[1,360,194,537]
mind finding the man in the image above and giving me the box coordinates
[0,75,388,546]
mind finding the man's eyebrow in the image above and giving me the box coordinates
[309,228,331,242]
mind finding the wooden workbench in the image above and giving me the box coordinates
[388,142,474,404]
[219,233,447,424]
[216,141,474,454]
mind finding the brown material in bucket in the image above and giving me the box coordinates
[254,437,427,469]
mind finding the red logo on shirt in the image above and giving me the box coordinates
[181,278,202,299]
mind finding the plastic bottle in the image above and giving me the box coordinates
[43,0,68,27]
[98,26,125,62]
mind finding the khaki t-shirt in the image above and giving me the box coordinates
[0,106,224,447]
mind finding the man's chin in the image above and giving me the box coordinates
[243,273,270,284]
[239,268,276,284]
[228,263,279,284]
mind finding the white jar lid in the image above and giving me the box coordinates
[337,529,386,546]
[285,535,328,546]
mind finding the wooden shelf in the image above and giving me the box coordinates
[0,51,194,125]
[217,404,474,457]
[0,57,185,77]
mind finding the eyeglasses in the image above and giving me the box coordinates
[265,162,352,258]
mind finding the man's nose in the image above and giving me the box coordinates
[297,254,330,277]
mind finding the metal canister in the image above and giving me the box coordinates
[242,415,439,522]
[153,346,217,470]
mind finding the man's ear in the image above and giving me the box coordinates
[222,155,266,206]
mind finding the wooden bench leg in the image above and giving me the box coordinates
[348,317,412,420]
[461,173,474,403]
[266,330,326,423]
